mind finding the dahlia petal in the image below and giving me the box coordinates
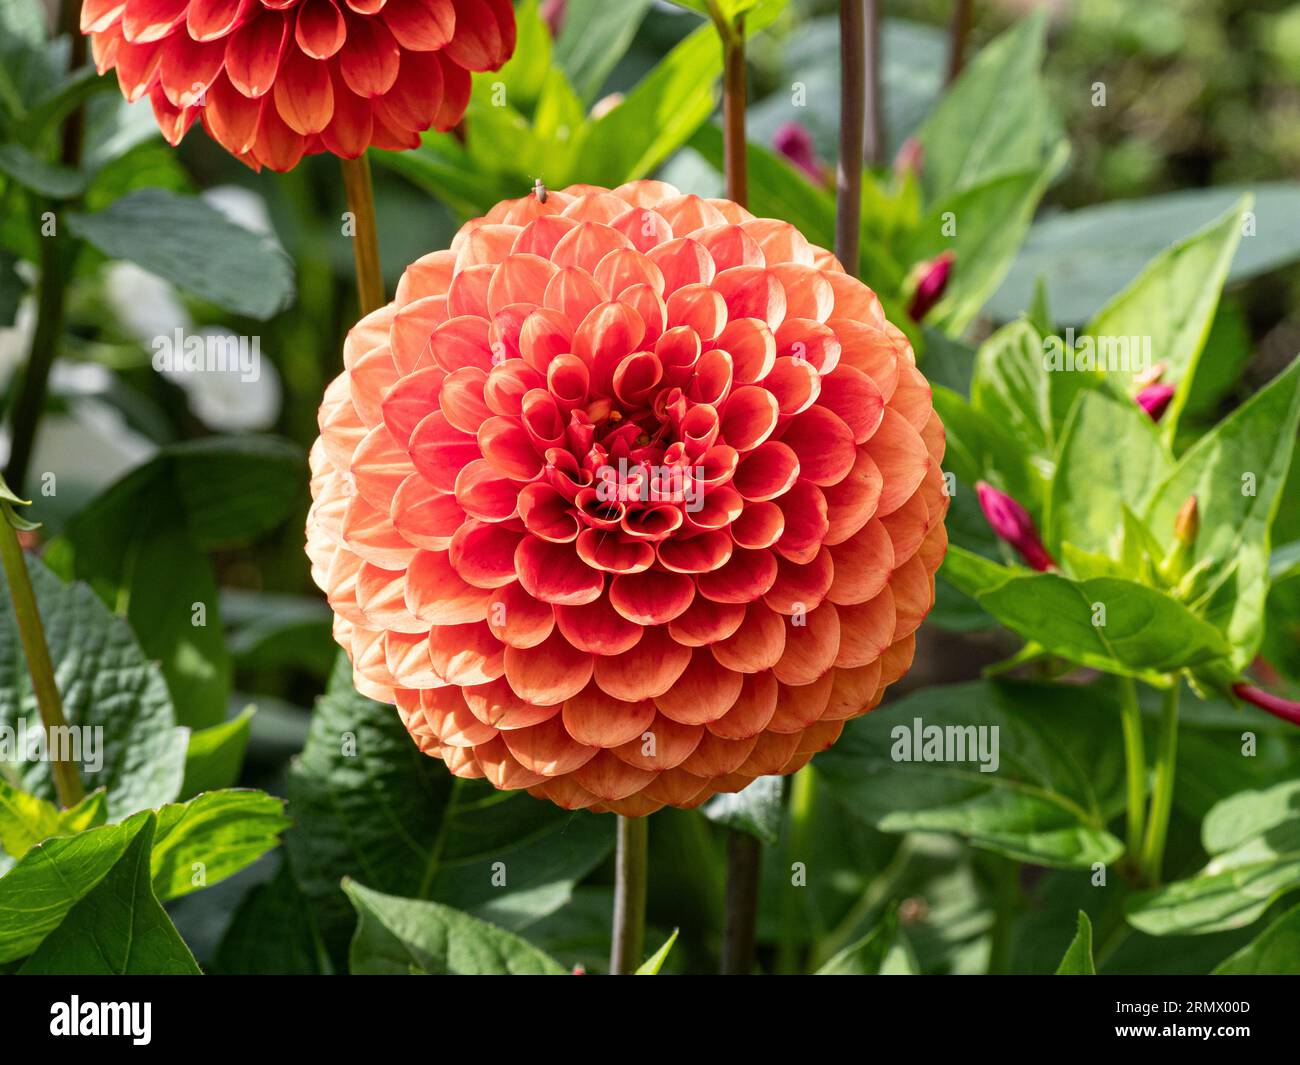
[83,0,129,34]
[448,520,522,588]
[763,356,821,417]
[251,92,308,170]
[611,713,702,770]
[433,49,472,129]
[720,384,779,451]
[642,768,713,807]
[881,486,931,566]
[654,648,744,726]
[732,440,800,502]
[501,715,597,776]
[572,750,656,803]
[770,263,835,321]
[409,411,480,492]
[388,296,446,375]
[695,547,777,604]
[355,561,425,631]
[610,207,674,255]
[404,550,493,624]
[737,729,802,777]
[122,0,187,43]
[391,473,465,550]
[879,632,918,687]
[374,46,444,132]
[774,479,829,565]
[225,12,289,98]
[779,406,856,486]
[428,621,505,684]
[562,686,657,748]
[890,552,934,641]
[707,670,779,739]
[709,605,786,673]
[343,493,418,568]
[864,408,930,517]
[833,586,896,669]
[421,688,499,746]
[833,319,901,402]
[679,730,757,777]
[159,32,225,108]
[824,659,884,719]
[295,0,347,58]
[503,628,594,704]
[442,0,511,71]
[822,448,883,545]
[712,266,786,332]
[382,0,455,50]
[765,545,834,615]
[382,365,444,445]
[667,596,746,647]
[554,597,644,655]
[384,630,441,686]
[827,519,893,605]
[819,365,885,444]
[474,737,547,790]
[463,677,560,729]
[767,672,834,733]
[351,423,413,512]
[338,15,401,97]
[729,500,784,550]
[715,317,776,383]
[593,626,691,702]
[775,318,841,373]
[664,283,726,340]
[515,536,604,606]
[485,582,555,649]
[271,45,334,135]
[609,569,694,625]
[772,600,840,685]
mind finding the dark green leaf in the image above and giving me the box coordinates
[1212,901,1300,974]
[180,707,254,798]
[701,775,784,844]
[816,906,919,974]
[555,0,653,102]
[213,861,332,975]
[1054,911,1096,974]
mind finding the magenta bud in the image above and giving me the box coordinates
[907,250,954,321]
[541,0,566,38]
[893,137,924,180]
[772,121,823,183]
[1233,683,1300,728]
[976,480,1055,572]
[1136,382,1175,422]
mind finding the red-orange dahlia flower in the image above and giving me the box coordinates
[80,0,516,171]
[306,180,949,816]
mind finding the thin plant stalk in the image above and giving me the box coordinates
[837,0,866,272]
[721,829,761,974]
[609,815,648,974]
[1118,676,1147,867]
[1140,683,1181,884]
[0,499,83,809]
[862,0,882,168]
[776,766,817,974]
[711,4,747,206]
[946,0,974,85]
[340,154,385,316]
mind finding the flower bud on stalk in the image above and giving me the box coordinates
[975,481,1055,572]
[1160,495,1198,583]
[772,122,824,184]
[1233,683,1300,728]
[893,137,924,182]
[1136,382,1175,422]
[907,251,954,322]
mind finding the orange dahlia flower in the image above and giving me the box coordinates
[80,0,516,171]
[306,181,948,816]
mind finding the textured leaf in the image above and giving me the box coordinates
[66,189,294,319]
[18,814,200,975]
[286,656,613,960]
[815,680,1126,868]
[214,861,332,975]
[0,782,106,872]
[1054,911,1096,974]
[344,880,566,975]
[0,556,187,818]
[701,775,784,844]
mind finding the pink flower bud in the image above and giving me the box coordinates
[976,480,1055,572]
[1233,683,1300,728]
[772,122,823,183]
[893,137,924,180]
[541,0,566,38]
[1136,382,1175,422]
[907,251,954,321]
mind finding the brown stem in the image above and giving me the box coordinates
[609,815,648,974]
[0,506,83,808]
[862,0,882,168]
[837,0,866,273]
[720,14,748,207]
[720,830,761,974]
[340,154,385,316]
[947,0,974,85]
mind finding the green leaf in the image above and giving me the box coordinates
[1202,780,1300,855]
[57,436,306,729]
[66,188,294,319]
[816,906,919,974]
[977,573,1231,680]
[970,320,1055,459]
[701,775,784,844]
[573,26,722,187]
[214,861,332,975]
[814,680,1126,868]
[554,0,653,102]
[1085,197,1248,439]
[180,707,254,799]
[1212,901,1300,974]
[344,880,567,975]
[18,814,200,975]
[0,143,86,199]
[149,789,287,902]
[636,929,679,974]
[1047,390,1172,557]
[0,556,187,818]
[991,183,1300,325]
[1144,356,1300,670]
[0,781,106,871]
[917,11,1053,201]
[938,545,1016,600]
[286,655,613,960]
[1054,911,1096,974]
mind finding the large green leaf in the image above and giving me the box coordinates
[18,814,201,975]
[1047,390,1172,557]
[1127,782,1300,936]
[286,656,614,959]
[67,188,294,319]
[0,782,105,872]
[1144,356,1300,670]
[0,556,187,817]
[555,0,654,102]
[180,707,254,799]
[1085,198,1247,439]
[56,436,306,729]
[344,880,567,975]
[917,11,1053,201]
[214,862,332,975]
[816,906,918,974]
[991,183,1300,324]
[1212,901,1300,974]
[814,680,1127,868]
[0,789,283,962]
[976,573,1231,680]
[1053,911,1096,974]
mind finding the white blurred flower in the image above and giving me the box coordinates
[203,185,273,236]
[104,261,191,344]
[159,327,282,432]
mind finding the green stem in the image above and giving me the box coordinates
[720,828,761,974]
[0,511,83,808]
[609,815,648,974]
[340,154,385,316]
[1118,675,1147,868]
[711,4,747,207]
[985,856,1020,974]
[1140,683,1181,885]
[776,765,816,974]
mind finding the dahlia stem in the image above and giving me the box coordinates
[776,765,816,974]
[836,0,865,274]
[609,815,648,975]
[1139,683,1180,885]
[721,829,761,974]
[946,0,974,85]
[340,154,385,316]
[862,0,883,168]
[1118,675,1147,868]
[0,493,83,809]
[711,3,748,207]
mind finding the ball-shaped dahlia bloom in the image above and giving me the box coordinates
[80,0,516,171]
[306,180,948,816]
